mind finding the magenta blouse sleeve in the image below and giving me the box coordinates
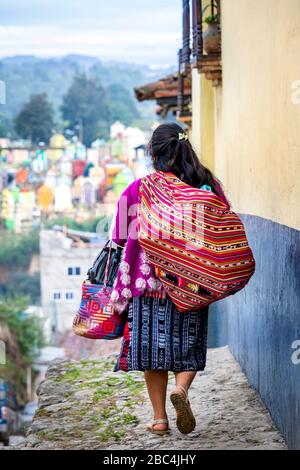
[110,178,142,246]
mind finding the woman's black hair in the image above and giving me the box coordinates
[147,122,219,195]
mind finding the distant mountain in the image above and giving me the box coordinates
[0,54,176,135]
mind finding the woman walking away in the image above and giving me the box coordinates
[109,122,230,435]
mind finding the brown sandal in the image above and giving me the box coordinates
[146,417,170,436]
[170,384,196,434]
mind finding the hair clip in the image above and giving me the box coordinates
[178,132,188,141]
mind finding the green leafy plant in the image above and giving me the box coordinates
[45,215,110,236]
[0,296,45,364]
[0,228,39,270]
[0,296,45,406]
[204,14,218,24]
[4,272,41,304]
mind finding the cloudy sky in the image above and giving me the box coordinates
[0,0,182,67]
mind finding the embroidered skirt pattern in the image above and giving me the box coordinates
[113,291,209,372]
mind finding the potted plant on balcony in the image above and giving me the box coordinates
[203,14,221,55]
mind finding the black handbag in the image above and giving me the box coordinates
[87,239,124,287]
[73,239,126,340]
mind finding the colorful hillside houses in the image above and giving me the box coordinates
[48,133,66,161]
[112,167,135,196]
[32,148,48,174]
[44,168,56,189]
[59,154,73,179]
[0,120,148,232]
[54,184,72,212]
[37,185,54,213]
[1,188,15,230]
[80,179,95,207]
[109,120,146,165]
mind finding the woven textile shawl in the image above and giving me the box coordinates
[137,171,256,312]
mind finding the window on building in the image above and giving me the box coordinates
[68,267,81,276]
[52,291,61,301]
[65,292,74,300]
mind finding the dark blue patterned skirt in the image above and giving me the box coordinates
[113,291,209,372]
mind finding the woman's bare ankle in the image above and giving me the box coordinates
[153,412,168,420]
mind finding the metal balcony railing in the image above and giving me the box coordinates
[191,0,221,65]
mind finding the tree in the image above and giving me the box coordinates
[0,229,41,305]
[107,83,140,126]
[14,92,54,144]
[0,228,39,270]
[61,74,111,146]
[4,272,41,305]
[0,296,45,406]
[0,115,15,138]
[0,296,44,365]
[45,215,110,235]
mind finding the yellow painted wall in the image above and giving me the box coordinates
[191,69,215,173]
[214,0,300,230]
[191,69,201,158]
